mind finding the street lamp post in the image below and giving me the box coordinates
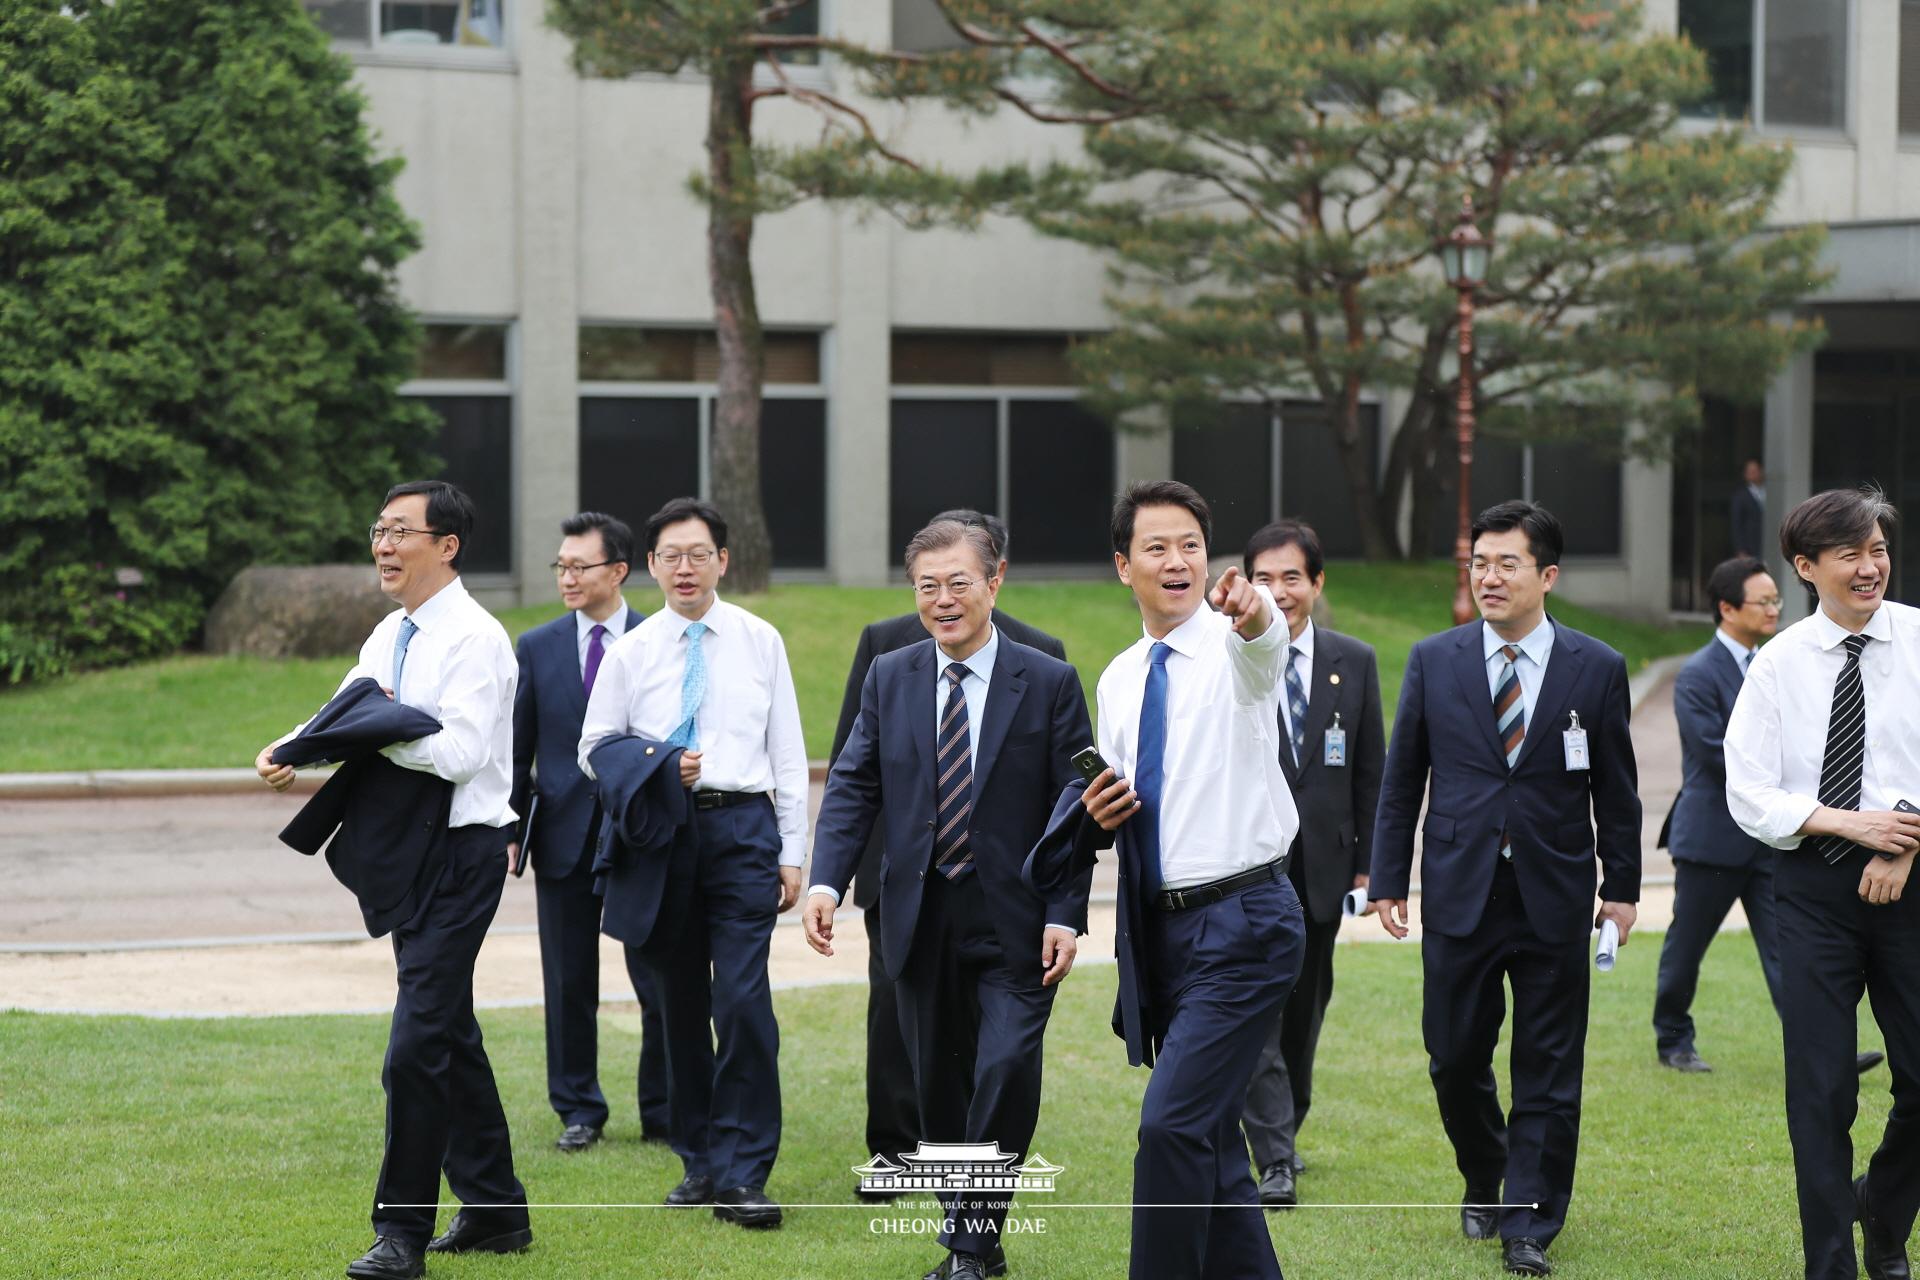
[1439,195,1491,626]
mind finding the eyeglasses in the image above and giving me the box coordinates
[1470,557,1539,581]
[369,524,445,547]
[915,577,989,599]
[551,560,616,579]
[1743,596,1784,610]
[653,548,715,568]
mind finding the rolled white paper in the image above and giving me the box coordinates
[1595,919,1620,972]
[1342,888,1375,918]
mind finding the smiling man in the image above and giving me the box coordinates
[805,517,1092,1280]
[1370,499,1640,1278]
[1726,487,1920,1280]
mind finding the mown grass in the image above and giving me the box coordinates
[0,564,1702,772]
[0,933,1892,1279]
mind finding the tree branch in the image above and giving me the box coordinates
[762,55,920,170]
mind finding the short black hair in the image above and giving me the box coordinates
[561,511,635,572]
[1470,499,1564,569]
[1780,487,1897,593]
[1706,555,1769,619]
[1112,481,1213,558]
[930,508,1010,563]
[645,497,728,553]
[384,480,475,571]
[1242,519,1324,581]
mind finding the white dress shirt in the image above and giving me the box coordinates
[931,626,999,771]
[1278,618,1316,743]
[1094,589,1301,889]
[1727,600,1920,848]
[1483,617,1555,726]
[578,595,810,867]
[289,577,518,829]
[1713,625,1755,674]
[576,596,632,671]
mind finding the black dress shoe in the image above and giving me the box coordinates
[664,1174,714,1207]
[1258,1160,1298,1208]
[1502,1237,1551,1275]
[345,1236,423,1280]
[555,1123,603,1153]
[1857,1175,1913,1280]
[425,1210,532,1255]
[1658,1049,1713,1073]
[1861,1051,1888,1074]
[712,1185,783,1228]
[922,1244,1007,1279]
[1292,1154,1308,1176]
[1462,1187,1500,1241]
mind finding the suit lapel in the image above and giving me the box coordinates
[1295,635,1344,779]
[972,643,1028,792]
[1452,628,1508,765]
[1708,637,1744,709]
[1513,622,1583,771]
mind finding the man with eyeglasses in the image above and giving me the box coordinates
[507,512,671,1155]
[579,496,808,1229]
[1371,499,1640,1278]
[805,517,1092,1280]
[825,509,1067,1203]
[254,481,530,1279]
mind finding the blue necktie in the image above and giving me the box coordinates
[1284,644,1308,767]
[667,621,709,751]
[391,617,419,698]
[1134,642,1172,893]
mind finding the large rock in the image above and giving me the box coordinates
[203,564,394,658]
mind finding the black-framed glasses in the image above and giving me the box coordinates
[369,524,446,546]
[551,560,616,578]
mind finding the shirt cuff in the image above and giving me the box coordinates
[1044,921,1077,933]
[779,840,806,869]
[808,884,841,905]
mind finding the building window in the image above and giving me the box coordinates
[404,323,514,576]
[302,0,507,49]
[891,332,1084,387]
[766,0,821,64]
[1901,2,1920,137]
[579,327,820,385]
[1171,401,1380,559]
[1423,437,1623,559]
[892,0,969,53]
[1678,0,1848,132]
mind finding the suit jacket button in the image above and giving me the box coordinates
[926,820,935,831]
[645,746,656,756]
[919,869,927,880]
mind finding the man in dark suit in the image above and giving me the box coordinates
[1237,520,1384,1208]
[807,516,1093,1280]
[827,509,1067,1192]
[1372,500,1641,1278]
[509,511,669,1152]
[1730,458,1766,558]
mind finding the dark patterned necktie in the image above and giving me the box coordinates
[1811,634,1870,865]
[933,663,975,880]
[1284,644,1308,767]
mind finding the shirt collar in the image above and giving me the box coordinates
[939,625,999,683]
[577,596,630,643]
[404,577,466,631]
[1713,625,1755,667]
[662,594,723,639]
[1483,615,1553,665]
[1149,604,1217,660]
[1811,602,1893,651]
[1288,617,1316,659]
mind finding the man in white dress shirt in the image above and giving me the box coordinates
[1726,487,1920,1280]
[1027,480,1304,1280]
[578,497,808,1230]
[254,480,529,1280]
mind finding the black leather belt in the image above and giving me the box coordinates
[692,789,763,811]
[1151,859,1286,912]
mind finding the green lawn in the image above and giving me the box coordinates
[0,564,1703,772]
[1,936,1888,1278]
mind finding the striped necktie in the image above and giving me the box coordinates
[932,663,975,880]
[1811,634,1870,865]
[1494,644,1525,860]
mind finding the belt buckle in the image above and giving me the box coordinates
[1165,888,1186,912]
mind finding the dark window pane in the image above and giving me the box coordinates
[1678,0,1754,120]
[889,400,998,559]
[578,398,701,543]
[305,0,370,42]
[1532,441,1623,557]
[892,333,1080,386]
[760,399,828,569]
[580,328,819,384]
[1426,436,1526,556]
[417,324,507,380]
[767,0,820,63]
[1763,0,1846,129]
[1171,403,1272,557]
[1009,400,1115,565]
[418,395,512,575]
[893,0,968,52]
[1281,401,1377,559]
[1903,3,1920,135]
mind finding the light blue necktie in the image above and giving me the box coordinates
[667,621,709,751]
[391,617,419,698]
[1284,644,1308,767]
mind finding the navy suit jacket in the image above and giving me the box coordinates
[1661,638,1770,870]
[1371,619,1642,943]
[813,635,1094,984]
[586,733,690,949]
[510,606,645,880]
[829,608,1067,909]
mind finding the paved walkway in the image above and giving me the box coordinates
[0,660,1714,1017]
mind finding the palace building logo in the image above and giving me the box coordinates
[852,1141,1066,1196]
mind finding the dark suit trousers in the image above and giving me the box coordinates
[896,872,1056,1255]
[1651,858,1784,1056]
[631,796,783,1191]
[373,824,527,1247]
[535,862,669,1133]
[1135,877,1303,1280]
[865,900,920,1160]
[1775,847,1920,1280]
[1242,914,1339,1172]
[1421,858,1588,1246]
